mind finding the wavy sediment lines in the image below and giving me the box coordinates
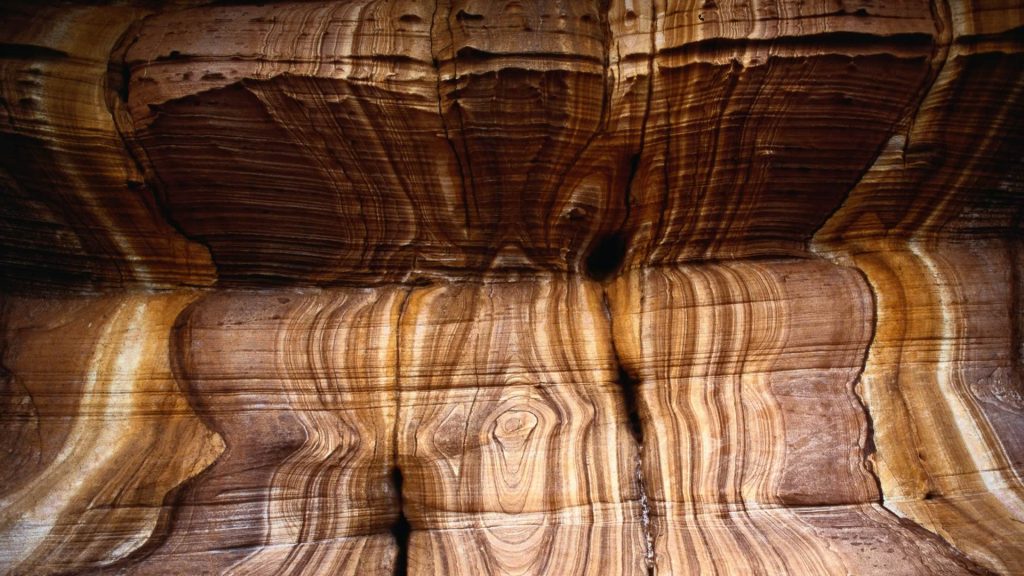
[818,236,1024,573]
[811,1,1024,570]
[124,1,460,283]
[0,4,216,290]
[912,239,1022,498]
[398,275,646,575]
[607,259,982,574]
[107,289,402,575]
[121,0,647,283]
[0,294,222,574]
[234,291,396,574]
[624,0,937,267]
[124,3,422,120]
[0,298,129,570]
[0,0,1021,574]
[432,0,613,272]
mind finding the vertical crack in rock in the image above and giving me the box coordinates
[636,450,655,575]
[594,151,640,283]
[619,0,656,237]
[391,287,413,575]
[601,289,655,573]
[389,467,411,576]
[621,360,655,576]
[615,362,643,445]
[848,267,885,501]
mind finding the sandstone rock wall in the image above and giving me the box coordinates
[0,1,1021,574]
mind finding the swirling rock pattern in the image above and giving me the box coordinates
[0,0,1021,575]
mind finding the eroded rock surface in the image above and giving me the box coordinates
[1,0,1021,574]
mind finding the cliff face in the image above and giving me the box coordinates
[0,1,1021,574]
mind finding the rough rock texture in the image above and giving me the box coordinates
[0,0,1022,574]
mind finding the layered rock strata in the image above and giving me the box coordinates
[0,0,1022,574]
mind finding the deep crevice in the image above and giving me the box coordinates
[621,365,655,575]
[612,349,654,574]
[585,232,628,281]
[601,289,654,573]
[390,285,413,576]
[616,363,644,444]
[389,467,411,576]
[637,454,655,576]
[109,58,131,104]
[902,0,952,155]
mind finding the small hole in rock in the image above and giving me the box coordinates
[455,9,485,21]
[585,233,627,281]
